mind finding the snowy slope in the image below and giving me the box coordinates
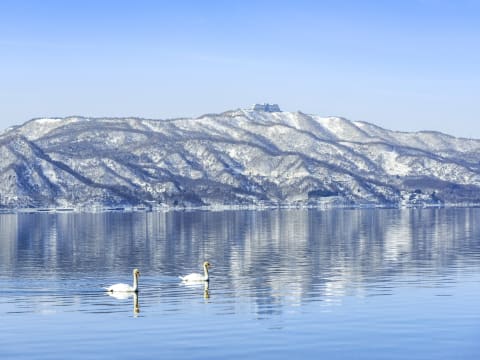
[1,108,480,209]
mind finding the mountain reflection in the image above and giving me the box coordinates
[1,208,480,316]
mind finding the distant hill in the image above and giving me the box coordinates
[1,107,480,209]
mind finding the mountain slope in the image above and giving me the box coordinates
[1,108,480,209]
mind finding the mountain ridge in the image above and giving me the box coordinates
[1,108,480,210]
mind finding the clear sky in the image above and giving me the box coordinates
[1,0,479,138]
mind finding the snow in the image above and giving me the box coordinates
[35,118,63,124]
[18,117,82,141]
[381,151,411,176]
[2,107,480,208]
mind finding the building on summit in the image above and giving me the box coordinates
[251,103,281,112]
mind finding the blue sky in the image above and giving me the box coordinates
[1,0,479,137]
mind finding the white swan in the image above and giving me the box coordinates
[180,261,211,282]
[105,268,140,293]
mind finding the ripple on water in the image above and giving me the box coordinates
[1,208,480,359]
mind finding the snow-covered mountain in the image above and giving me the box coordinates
[1,106,480,209]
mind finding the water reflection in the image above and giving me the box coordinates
[1,208,480,317]
[180,279,210,299]
[204,281,210,299]
[133,292,140,315]
[105,291,140,316]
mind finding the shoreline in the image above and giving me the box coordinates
[1,201,479,214]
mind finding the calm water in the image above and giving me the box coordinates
[0,208,479,359]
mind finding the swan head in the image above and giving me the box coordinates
[133,268,140,277]
[203,261,211,269]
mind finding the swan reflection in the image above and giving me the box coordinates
[133,293,139,315]
[181,279,210,299]
[204,281,210,299]
[106,291,133,300]
[106,291,140,315]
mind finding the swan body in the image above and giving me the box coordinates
[105,268,140,293]
[180,261,211,282]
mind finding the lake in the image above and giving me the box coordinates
[0,208,479,359]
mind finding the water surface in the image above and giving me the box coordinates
[0,208,479,359]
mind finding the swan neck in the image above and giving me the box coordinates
[204,264,209,280]
[133,273,139,291]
